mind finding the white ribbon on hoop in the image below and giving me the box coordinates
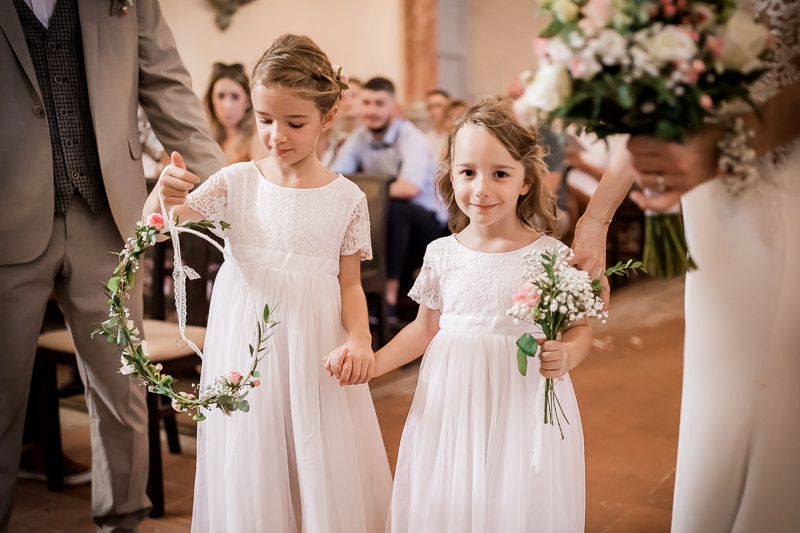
[155,164,232,357]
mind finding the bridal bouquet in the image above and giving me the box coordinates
[516,0,771,276]
[506,245,640,436]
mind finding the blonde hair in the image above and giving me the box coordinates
[204,62,255,160]
[435,97,557,235]
[251,34,347,115]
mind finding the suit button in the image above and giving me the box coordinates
[59,108,68,116]
[33,106,45,117]
[65,139,74,147]
[47,41,57,51]
[71,171,79,179]
[54,75,63,84]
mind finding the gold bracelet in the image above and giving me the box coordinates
[579,214,613,225]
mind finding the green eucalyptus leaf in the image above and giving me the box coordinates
[517,347,528,376]
[516,332,538,357]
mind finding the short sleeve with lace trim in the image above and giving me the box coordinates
[187,170,228,227]
[340,194,372,260]
[408,241,441,310]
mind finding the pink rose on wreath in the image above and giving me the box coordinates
[146,212,165,230]
[251,379,261,388]
[512,282,541,308]
[228,371,242,386]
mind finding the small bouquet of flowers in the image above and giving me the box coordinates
[506,245,640,437]
[516,0,771,277]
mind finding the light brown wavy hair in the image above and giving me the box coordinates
[204,62,255,161]
[251,34,348,115]
[435,96,557,235]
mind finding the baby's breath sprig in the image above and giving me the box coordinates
[92,214,277,421]
[718,116,759,197]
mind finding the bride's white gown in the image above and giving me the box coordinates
[672,2,800,530]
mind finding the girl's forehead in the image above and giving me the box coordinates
[252,85,318,115]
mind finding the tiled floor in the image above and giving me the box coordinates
[10,277,685,532]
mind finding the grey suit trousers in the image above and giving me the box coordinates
[0,196,150,532]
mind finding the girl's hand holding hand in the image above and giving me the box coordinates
[158,151,200,207]
[324,337,375,386]
[538,339,571,380]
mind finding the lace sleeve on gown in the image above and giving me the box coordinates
[340,195,372,261]
[408,246,440,310]
[748,0,800,167]
[186,171,228,237]
[753,0,800,102]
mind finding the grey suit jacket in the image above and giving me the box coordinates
[0,0,226,265]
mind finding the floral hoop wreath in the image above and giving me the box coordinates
[93,207,277,422]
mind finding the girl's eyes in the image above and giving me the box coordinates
[257,120,304,129]
[457,169,510,178]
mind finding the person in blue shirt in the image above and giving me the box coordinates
[332,77,445,324]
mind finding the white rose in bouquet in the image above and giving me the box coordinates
[720,10,770,74]
[646,25,698,65]
[520,62,573,113]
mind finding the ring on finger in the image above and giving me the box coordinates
[655,173,666,193]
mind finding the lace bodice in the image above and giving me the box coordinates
[409,235,563,317]
[752,0,800,102]
[187,162,372,261]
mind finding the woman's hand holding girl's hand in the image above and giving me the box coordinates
[538,339,571,380]
[158,151,200,207]
[324,337,375,386]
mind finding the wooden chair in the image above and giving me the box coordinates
[34,320,205,518]
[344,173,393,346]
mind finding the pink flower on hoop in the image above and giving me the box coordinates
[228,371,242,386]
[146,213,165,230]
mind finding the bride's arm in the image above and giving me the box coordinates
[746,77,800,156]
[570,147,637,279]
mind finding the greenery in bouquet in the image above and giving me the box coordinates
[506,245,641,437]
[516,0,771,277]
[92,213,277,421]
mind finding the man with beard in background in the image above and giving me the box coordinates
[332,77,444,326]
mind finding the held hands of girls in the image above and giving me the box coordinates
[324,340,376,386]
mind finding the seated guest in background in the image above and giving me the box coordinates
[425,88,451,157]
[336,76,363,135]
[332,77,444,324]
[204,62,268,163]
[541,127,571,239]
[443,98,468,134]
[318,124,346,167]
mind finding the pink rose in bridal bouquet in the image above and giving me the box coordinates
[507,245,640,436]
[516,0,771,277]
